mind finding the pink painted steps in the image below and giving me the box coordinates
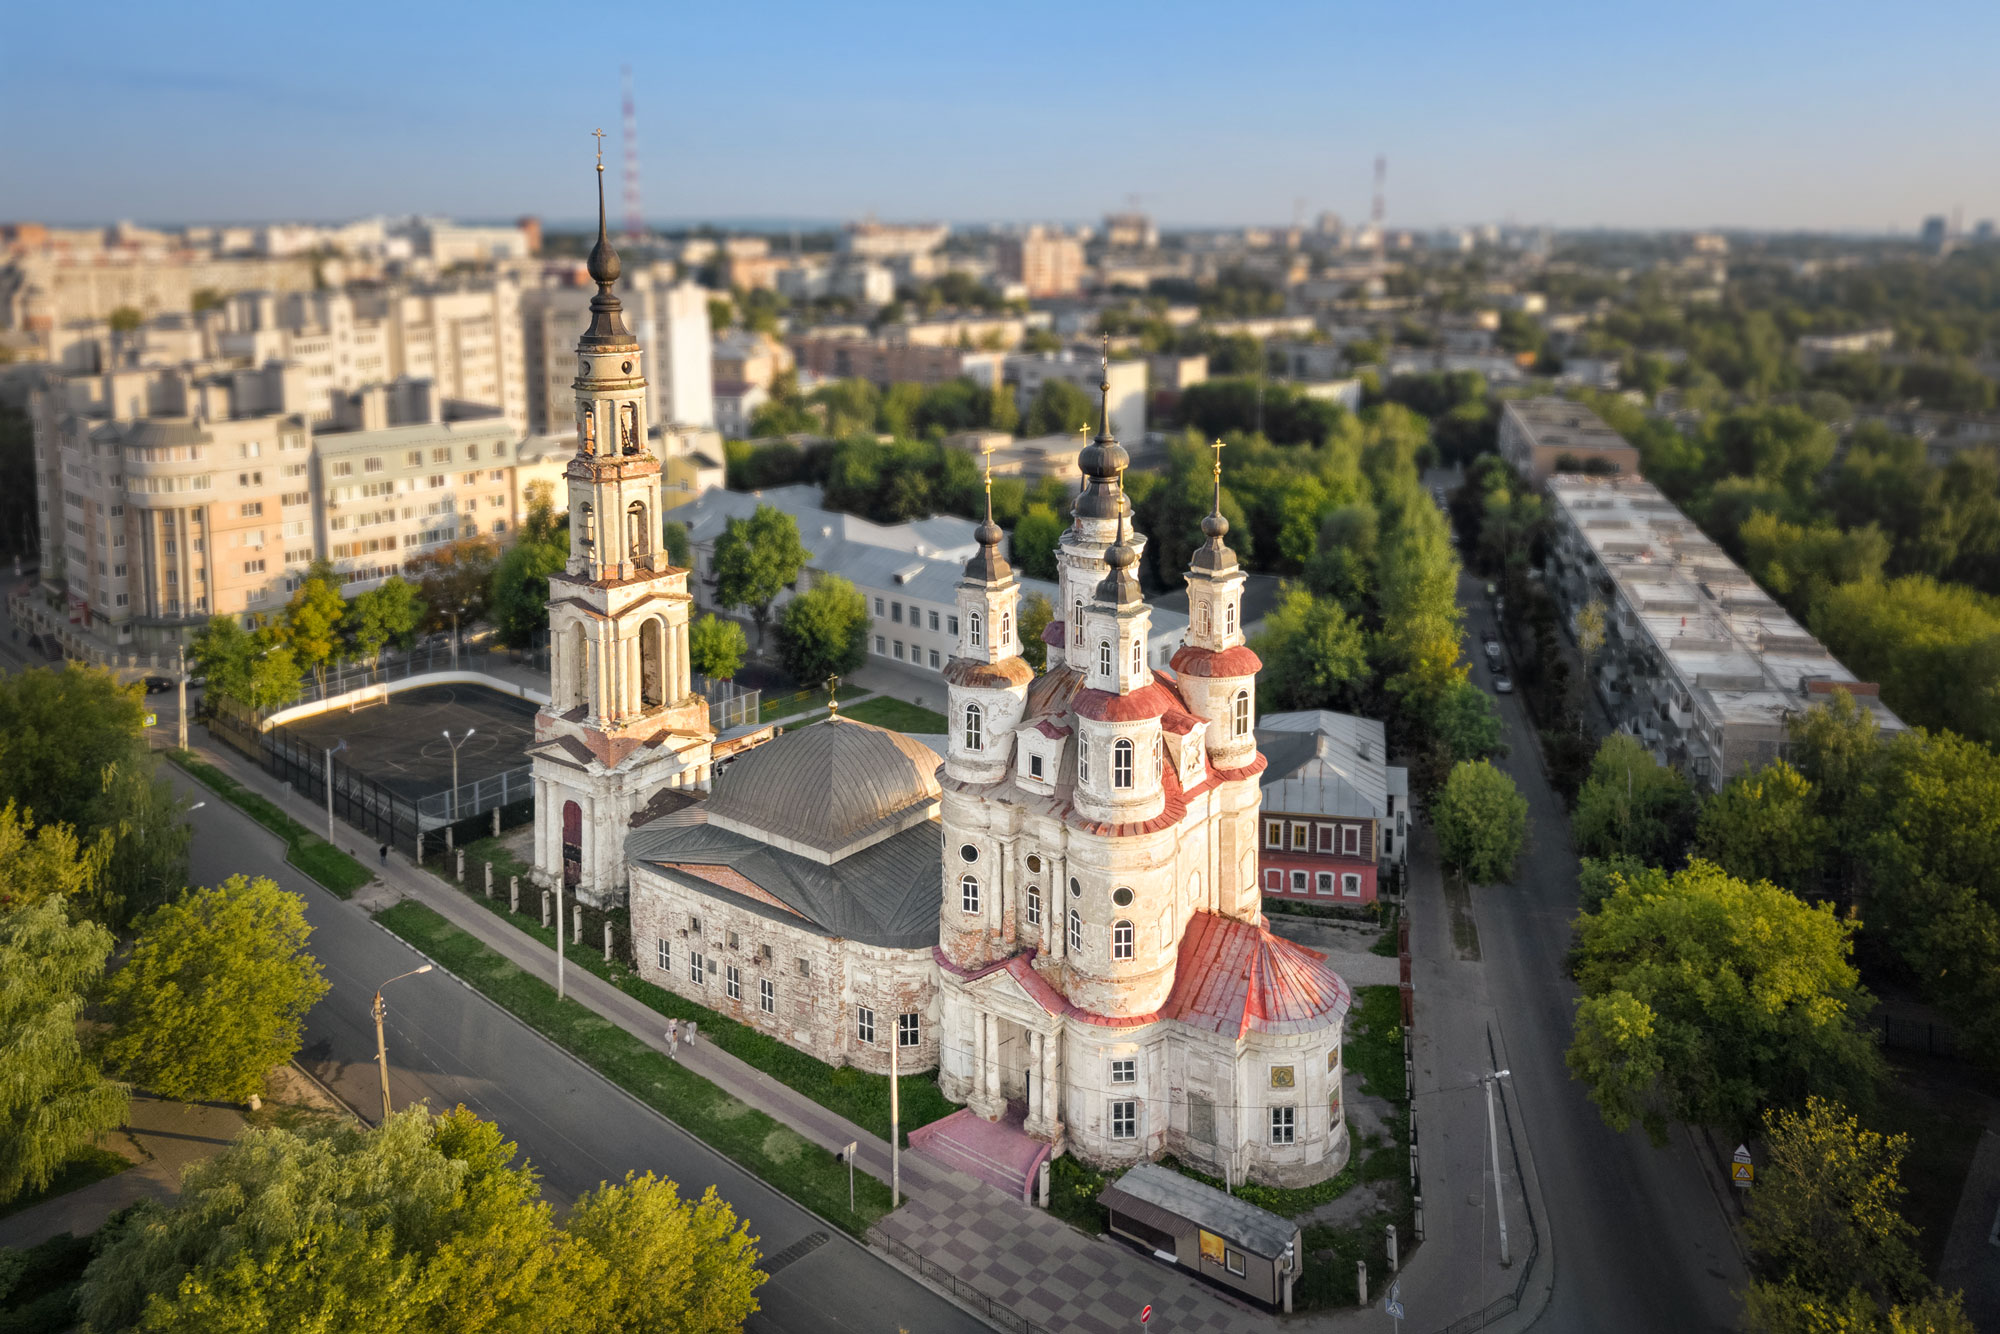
[908,1104,1051,1202]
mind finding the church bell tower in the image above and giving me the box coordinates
[529,132,714,908]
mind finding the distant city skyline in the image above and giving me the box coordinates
[6,0,1997,233]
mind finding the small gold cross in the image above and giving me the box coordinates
[591,128,606,169]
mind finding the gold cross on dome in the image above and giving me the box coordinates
[1210,436,1227,480]
[591,127,606,168]
[981,441,999,494]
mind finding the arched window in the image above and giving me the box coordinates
[1200,601,1211,634]
[1130,639,1143,675]
[640,617,664,708]
[961,874,980,914]
[1098,640,1112,676]
[1068,909,1082,953]
[1077,740,1089,784]
[626,500,650,561]
[1154,737,1164,780]
[969,612,983,647]
[1026,885,1041,927]
[1112,919,1134,960]
[1000,611,1011,646]
[1225,601,1237,635]
[963,702,983,751]
[620,402,640,454]
[1072,598,1083,648]
[1113,738,1134,789]
[579,407,596,455]
[1233,688,1251,737]
[579,502,595,551]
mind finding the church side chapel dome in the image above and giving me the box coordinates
[706,717,942,863]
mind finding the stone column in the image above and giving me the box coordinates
[985,1012,1001,1110]
[1044,1026,1063,1135]
[1028,1029,1046,1129]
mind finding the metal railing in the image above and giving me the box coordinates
[874,1235,1057,1334]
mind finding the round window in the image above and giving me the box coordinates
[578,358,590,377]
[1069,878,1082,898]
[960,844,978,862]
[1112,887,1134,908]
[1026,853,1042,873]
[621,359,633,374]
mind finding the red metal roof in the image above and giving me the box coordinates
[1161,913,1354,1038]
[1072,673,1185,723]
[1171,643,1264,679]
[1042,619,1066,648]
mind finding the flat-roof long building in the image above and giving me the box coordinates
[1499,397,1640,485]
[1544,474,1903,790]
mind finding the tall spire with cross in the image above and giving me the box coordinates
[1073,332,1129,520]
[964,441,1011,584]
[1191,437,1238,573]
[582,128,631,347]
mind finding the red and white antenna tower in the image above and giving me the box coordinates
[1372,153,1386,266]
[621,66,642,241]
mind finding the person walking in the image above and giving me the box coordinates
[684,1019,697,1050]
[662,1025,678,1061]
[668,1018,680,1049]
[378,843,389,866]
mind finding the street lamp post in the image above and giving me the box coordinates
[325,738,347,843]
[372,965,434,1122]
[447,605,466,670]
[1483,1068,1513,1267]
[442,728,475,820]
[175,642,189,752]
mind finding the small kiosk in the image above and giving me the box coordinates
[1098,1163,1301,1311]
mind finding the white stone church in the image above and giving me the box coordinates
[533,178,1353,1188]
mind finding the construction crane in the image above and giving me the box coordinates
[621,66,643,242]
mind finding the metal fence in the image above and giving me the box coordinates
[695,673,761,731]
[285,635,547,708]
[207,704,532,857]
[874,1235,1057,1334]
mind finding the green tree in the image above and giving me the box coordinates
[687,614,748,682]
[1251,586,1368,713]
[1303,504,1377,611]
[1694,760,1828,897]
[1433,760,1527,886]
[1011,503,1064,581]
[775,575,868,685]
[346,576,427,670]
[490,485,568,648]
[0,898,127,1203]
[1574,598,1607,674]
[1571,734,1697,866]
[1811,576,2000,748]
[410,536,499,634]
[189,616,301,713]
[276,559,349,689]
[712,505,811,649]
[1431,678,1504,763]
[1374,503,1467,711]
[1744,1097,1921,1310]
[107,306,143,334]
[1566,861,1880,1143]
[1018,592,1054,672]
[102,875,329,1104]
[662,520,692,568]
[0,802,100,911]
[563,1173,766,1334]
[1022,379,1095,436]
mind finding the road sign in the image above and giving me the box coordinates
[1385,1299,1406,1319]
[1385,1278,1404,1320]
[1139,1304,1152,1324]
[144,713,157,727]
[1732,1143,1754,1187]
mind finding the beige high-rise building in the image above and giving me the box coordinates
[523,269,712,435]
[997,226,1086,298]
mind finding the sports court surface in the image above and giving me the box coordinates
[279,683,539,801]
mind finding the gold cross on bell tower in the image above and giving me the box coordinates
[1210,436,1227,481]
[591,127,606,170]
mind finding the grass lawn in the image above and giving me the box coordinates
[167,751,373,897]
[419,843,957,1145]
[0,1147,131,1222]
[807,696,948,734]
[374,900,896,1234]
[760,684,870,724]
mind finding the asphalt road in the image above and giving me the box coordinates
[1461,573,1747,1332]
[174,768,985,1334]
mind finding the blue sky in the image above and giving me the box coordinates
[4,0,1996,232]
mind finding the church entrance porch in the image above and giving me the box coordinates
[907,1104,1051,1203]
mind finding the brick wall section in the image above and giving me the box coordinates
[628,863,940,1075]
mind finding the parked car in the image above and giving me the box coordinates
[1484,640,1503,664]
[141,675,175,694]
[1492,673,1514,694]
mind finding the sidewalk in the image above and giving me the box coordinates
[181,729,1413,1332]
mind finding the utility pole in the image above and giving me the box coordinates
[373,965,434,1122]
[556,870,566,1001]
[1484,1068,1513,1267]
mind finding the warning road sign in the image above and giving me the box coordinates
[1732,1144,1754,1187]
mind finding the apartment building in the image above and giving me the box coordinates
[839,222,950,261]
[1497,397,1640,485]
[523,271,713,433]
[1006,350,1147,443]
[663,484,1188,676]
[28,362,310,652]
[996,226,1085,298]
[1544,474,1904,790]
[789,333,1005,390]
[0,243,323,347]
